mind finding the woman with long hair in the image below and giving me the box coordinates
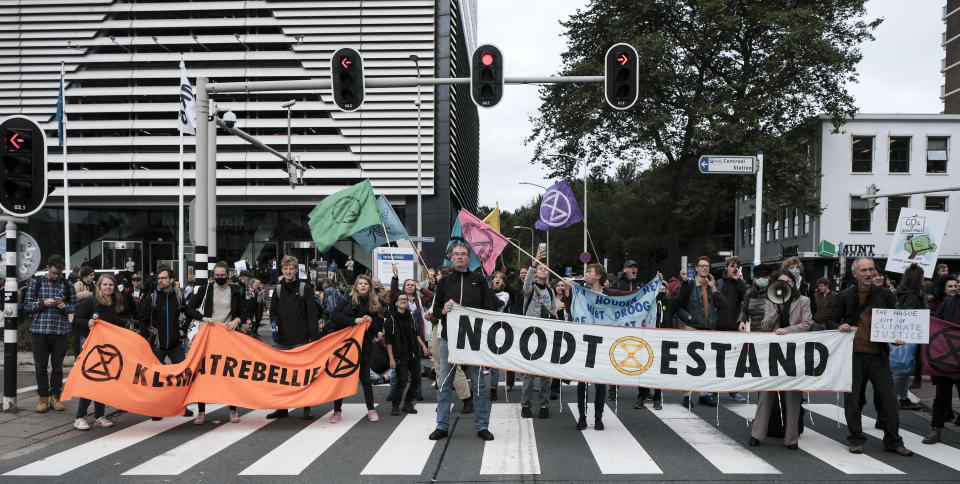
[486,271,510,401]
[330,274,385,422]
[72,274,134,430]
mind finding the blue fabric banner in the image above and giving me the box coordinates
[571,277,662,327]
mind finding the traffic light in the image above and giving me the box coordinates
[471,44,503,108]
[330,47,365,112]
[0,116,47,217]
[604,43,638,110]
[864,183,879,210]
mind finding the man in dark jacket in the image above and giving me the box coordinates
[266,255,319,420]
[827,257,912,456]
[429,242,497,442]
[716,257,748,403]
[611,260,641,292]
[140,265,193,419]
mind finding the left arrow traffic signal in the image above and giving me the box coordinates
[0,116,47,217]
[330,47,365,112]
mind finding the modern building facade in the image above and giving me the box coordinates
[0,0,479,276]
[735,114,959,284]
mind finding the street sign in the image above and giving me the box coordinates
[565,266,573,277]
[686,268,696,279]
[818,240,836,257]
[697,155,757,174]
[0,231,42,281]
[407,236,436,243]
[579,252,591,264]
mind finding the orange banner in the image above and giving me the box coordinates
[61,320,369,417]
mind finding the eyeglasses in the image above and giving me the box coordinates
[157,276,171,280]
[696,264,710,269]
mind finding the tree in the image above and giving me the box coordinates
[529,0,880,266]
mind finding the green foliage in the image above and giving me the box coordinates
[527,0,880,267]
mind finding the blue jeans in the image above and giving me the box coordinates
[435,338,489,431]
[892,369,910,399]
[489,367,500,389]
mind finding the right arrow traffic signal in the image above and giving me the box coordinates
[605,43,638,110]
[0,116,47,217]
[330,47,365,112]
[471,44,503,108]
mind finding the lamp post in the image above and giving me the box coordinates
[547,153,589,274]
[281,100,296,163]
[409,54,423,258]
[513,225,535,263]
[519,181,549,269]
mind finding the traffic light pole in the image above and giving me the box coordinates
[206,100,217,272]
[3,219,18,411]
[193,78,209,283]
[204,76,604,94]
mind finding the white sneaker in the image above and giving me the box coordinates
[74,418,90,430]
[94,417,115,428]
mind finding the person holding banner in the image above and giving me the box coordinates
[428,242,497,441]
[487,271,511,401]
[186,262,246,425]
[924,282,960,444]
[828,258,913,456]
[521,248,559,419]
[71,274,133,430]
[674,256,727,407]
[576,263,611,431]
[329,274,385,423]
[747,270,812,450]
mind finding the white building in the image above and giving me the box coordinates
[735,114,959,281]
[0,0,480,273]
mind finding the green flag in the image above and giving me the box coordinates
[308,179,382,252]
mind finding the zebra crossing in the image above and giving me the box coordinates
[3,398,959,480]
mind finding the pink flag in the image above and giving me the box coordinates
[923,316,960,380]
[457,210,509,274]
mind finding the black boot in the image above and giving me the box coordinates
[391,405,401,416]
[302,407,313,420]
[402,402,418,414]
[266,409,289,419]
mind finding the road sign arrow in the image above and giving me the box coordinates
[340,57,352,69]
[8,132,23,149]
[617,53,629,66]
[699,158,708,170]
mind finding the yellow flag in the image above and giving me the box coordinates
[482,202,501,232]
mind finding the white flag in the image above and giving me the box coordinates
[178,59,196,135]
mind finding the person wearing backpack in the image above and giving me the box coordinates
[520,247,558,419]
[746,270,812,451]
[387,265,431,402]
[265,256,319,420]
[384,293,428,416]
[24,255,77,413]
[72,274,134,430]
[186,261,245,424]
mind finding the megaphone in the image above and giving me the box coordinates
[766,280,793,305]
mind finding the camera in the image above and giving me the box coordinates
[222,110,237,129]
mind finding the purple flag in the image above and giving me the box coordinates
[535,179,583,231]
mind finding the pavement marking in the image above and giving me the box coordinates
[122,409,275,475]
[3,405,224,476]
[16,377,69,394]
[480,403,540,475]
[727,404,903,474]
[361,403,439,475]
[240,404,368,475]
[650,404,780,474]
[806,403,960,472]
[566,402,662,474]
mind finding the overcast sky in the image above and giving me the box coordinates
[476,0,945,211]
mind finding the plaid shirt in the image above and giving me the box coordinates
[24,276,77,335]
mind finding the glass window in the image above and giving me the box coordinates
[852,136,873,172]
[765,218,770,242]
[804,214,810,234]
[792,209,799,237]
[927,136,948,173]
[887,196,909,232]
[850,197,871,232]
[749,217,754,245]
[782,210,790,239]
[925,196,948,212]
[888,136,910,173]
[774,217,779,240]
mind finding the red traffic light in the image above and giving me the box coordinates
[340,56,353,69]
[617,52,629,66]
[7,132,24,149]
[480,51,495,66]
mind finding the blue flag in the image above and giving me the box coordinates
[444,214,482,271]
[535,179,583,231]
[571,277,663,327]
[55,68,65,147]
[350,195,410,252]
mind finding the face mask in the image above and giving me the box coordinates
[755,278,769,288]
[215,277,228,286]
[789,268,801,280]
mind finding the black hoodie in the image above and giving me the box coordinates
[330,294,385,355]
[269,278,319,346]
[431,269,496,340]
[384,306,418,357]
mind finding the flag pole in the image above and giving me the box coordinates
[503,237,565,282]
[60,61,70,267]
[177,53,185,280]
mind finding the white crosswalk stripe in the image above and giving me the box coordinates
[241,404,369,476]
[3,405,224,476]
[650,404,781,474]
[361,404,439,475]
[727,404,903,474]
[123,409,276,475]
[567,402,662,474]
[480,403,540,474]
[806,403,960,472]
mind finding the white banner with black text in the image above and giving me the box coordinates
[446,306,854,392]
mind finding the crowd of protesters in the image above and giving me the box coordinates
[19,250,960,457]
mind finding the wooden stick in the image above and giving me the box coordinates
[504,237,566,282]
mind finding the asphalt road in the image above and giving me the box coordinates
[0,380,958,483]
